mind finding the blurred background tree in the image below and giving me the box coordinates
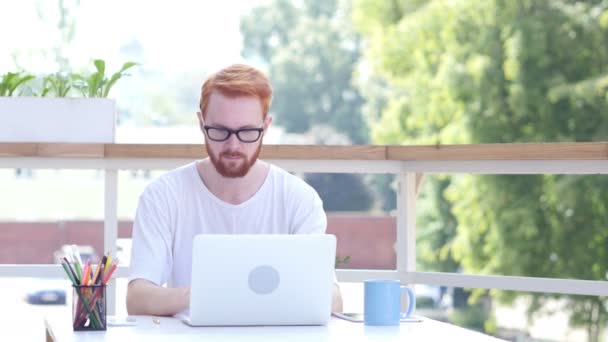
[242,0,367,143]
[241,0,374,212]
[33,0,80,71]
[354,0,608,339]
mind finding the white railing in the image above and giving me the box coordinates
[1,142,608,315]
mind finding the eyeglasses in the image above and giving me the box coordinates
[203,125,264,143]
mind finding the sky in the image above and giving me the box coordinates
[0,0,273,138]
[0,0,265,73]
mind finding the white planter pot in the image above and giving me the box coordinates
[0,97,116,143]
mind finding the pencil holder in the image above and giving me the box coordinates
[72,284,107,331]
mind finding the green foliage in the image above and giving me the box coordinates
[449,302,496,334]
[355,0,608,338]
[368,174,396,212]
[1,59,137,98]
[242,0,368,144]
[417,176,459,273]
[0,72,35,96]
[242,0,374,212]
[305,173,373,211]
[73,60,138,98]
[42,73,74,97]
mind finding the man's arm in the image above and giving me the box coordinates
[332,283,343,313]
[126,279,190,316]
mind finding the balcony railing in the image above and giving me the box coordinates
[1,142,607,315]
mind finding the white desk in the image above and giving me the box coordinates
[45,315,505,341]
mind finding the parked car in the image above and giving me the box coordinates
[24,278,68,305]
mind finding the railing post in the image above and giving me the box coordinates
[104,169,118,315]
[396,172,417,310]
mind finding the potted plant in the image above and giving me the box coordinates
[0,59,136,143]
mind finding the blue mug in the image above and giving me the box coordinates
[364,279,414,326]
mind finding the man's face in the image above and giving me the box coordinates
[199,91,271,178]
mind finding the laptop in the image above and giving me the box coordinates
[178,234,336,326]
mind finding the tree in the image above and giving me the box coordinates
[355,0,608,339]
[306,173,373,211]
[241,0,373,212]
[33,0,81,71]
[242,0,368,144]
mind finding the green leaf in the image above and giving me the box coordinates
[8,75,35,96]
[60,85,71,97]
[118,61,138,73]
[88,73,103,97]
[71,75,87,97]
[102,61,138,97]
[93,59,105,75]
[103,74,121,98]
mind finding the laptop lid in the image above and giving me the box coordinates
[186,234,336,326]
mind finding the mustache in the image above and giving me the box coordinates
[220,151,246,158]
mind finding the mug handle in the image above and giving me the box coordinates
[400,286,415,320]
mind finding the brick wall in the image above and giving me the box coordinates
[0,214,396,269]
[0,221,133,264]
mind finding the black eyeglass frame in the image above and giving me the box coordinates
[203,124,265,143]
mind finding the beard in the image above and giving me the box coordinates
[206,141,262,178]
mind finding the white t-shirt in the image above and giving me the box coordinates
[128,161,327,288]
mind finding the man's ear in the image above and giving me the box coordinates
[264,115,273,130]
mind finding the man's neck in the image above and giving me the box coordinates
[196,158,269,205]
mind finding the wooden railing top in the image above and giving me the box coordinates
[1,142,607,160]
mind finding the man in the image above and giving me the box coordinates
[126,64,343,316]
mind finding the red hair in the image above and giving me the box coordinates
[199,64,273,118]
